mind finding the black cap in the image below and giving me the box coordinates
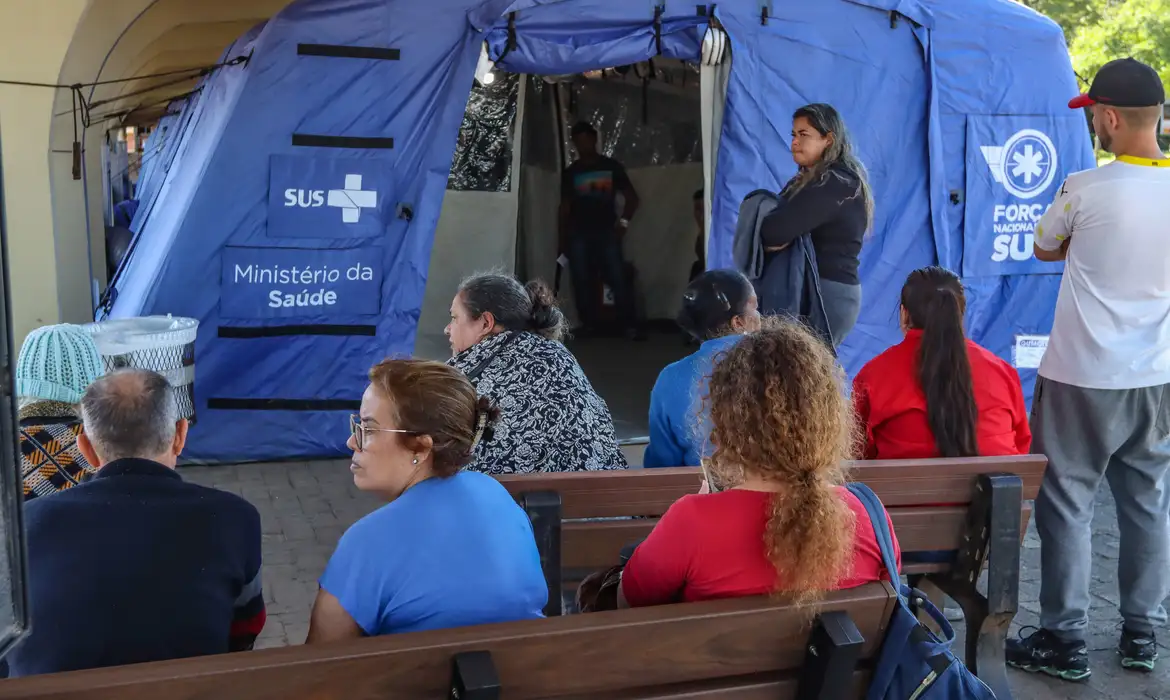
[1069,57,1165,109]
[570,121,597,137]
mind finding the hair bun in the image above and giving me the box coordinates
[524,280,566,341]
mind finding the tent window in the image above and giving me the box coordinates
[447,73,520,192]
[522,78,561,172]
[567,75,701,168]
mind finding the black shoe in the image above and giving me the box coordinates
[1119,627,1158,672]
[1006,627,1091,682]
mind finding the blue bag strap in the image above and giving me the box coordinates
[847,483,961,645]
[846,482,901,588]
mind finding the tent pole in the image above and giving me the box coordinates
[552,82,570,297]
[700,59,729,270]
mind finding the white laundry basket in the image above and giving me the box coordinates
[84,316,199,422]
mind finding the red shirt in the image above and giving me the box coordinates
[621,487,898,606]
[852,330,1032,460]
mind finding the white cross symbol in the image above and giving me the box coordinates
[327,174,377,223]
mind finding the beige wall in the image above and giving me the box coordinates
[0,0,292,350]
[0,1,89,346]
[48,0,286,338]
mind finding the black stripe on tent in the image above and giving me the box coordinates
[208,398,361,411]
[218,325,377,338]
[297,43,401,61]
[291,134,394,149]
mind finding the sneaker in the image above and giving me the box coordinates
[1006,627,1091,682]
[1119,627,1158,672]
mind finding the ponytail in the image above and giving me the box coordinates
[917,290,978,458]
[763,475,855,605]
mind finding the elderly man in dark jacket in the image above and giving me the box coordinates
[8,369,266,677]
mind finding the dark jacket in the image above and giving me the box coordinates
[735,189,834,348]
[7,458,265,677]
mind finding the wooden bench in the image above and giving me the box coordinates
[0,584,897,700]
[497,454,1048,700]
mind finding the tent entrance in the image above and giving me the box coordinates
[417,49,730,443]
[515,61,705,332]
[512,60,710,440]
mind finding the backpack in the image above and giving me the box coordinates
[846,483,998,700]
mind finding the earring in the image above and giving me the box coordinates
[411,457,419,465]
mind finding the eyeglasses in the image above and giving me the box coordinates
[349,414,417,451]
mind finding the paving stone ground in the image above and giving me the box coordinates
[180,460,1169,699]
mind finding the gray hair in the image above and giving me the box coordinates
[80,368,178,462]
[458,271,566,342]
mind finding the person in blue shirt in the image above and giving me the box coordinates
[643,270,761,467]
[306,359,548,642]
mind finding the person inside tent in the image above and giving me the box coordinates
[758,103,873,347]
[16,324,107,500]
[559,121,643,340]
[852,266,1031,461]
[644,270,760,468]
[307,359,547,642]
[444,273,626,473]
[619,321,899,607]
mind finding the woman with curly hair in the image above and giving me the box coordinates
[619,319,899,607]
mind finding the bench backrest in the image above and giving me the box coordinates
[497,455,1047,591]
[0,584,897,700]
[496,456,1047,517]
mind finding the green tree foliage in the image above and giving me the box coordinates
[1021,0,1170,89]
[1020,0,1106,37]
[1067,0,1170,89]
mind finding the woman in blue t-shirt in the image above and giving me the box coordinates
[306,359,548,642]
[643,270,761,467]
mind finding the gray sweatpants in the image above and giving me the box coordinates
[1032,376,1170,640]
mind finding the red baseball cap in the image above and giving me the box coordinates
[1070,57,1165,109]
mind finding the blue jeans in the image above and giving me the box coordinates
[568,231,635,328]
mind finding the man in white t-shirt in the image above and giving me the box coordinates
[1006,57,1170,682]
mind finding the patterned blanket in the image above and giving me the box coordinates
[19,402,97,500]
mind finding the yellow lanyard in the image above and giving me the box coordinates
[1116,154,1170,167]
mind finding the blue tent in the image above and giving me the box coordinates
[103,0,1093,463]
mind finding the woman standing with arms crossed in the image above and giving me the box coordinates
[759,103,874,347]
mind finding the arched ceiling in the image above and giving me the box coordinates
[52,0,289,139]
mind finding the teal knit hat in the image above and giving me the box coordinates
[16,324,106,404]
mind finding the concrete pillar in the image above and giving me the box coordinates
[0,2,89,346]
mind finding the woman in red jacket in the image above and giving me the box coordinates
[853,266,1031,460]
[853,266,1030,621]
